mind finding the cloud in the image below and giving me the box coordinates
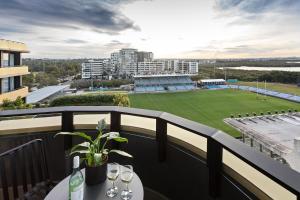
[0,0,141,34]
[64,39,88,44]
[215,0,300,14]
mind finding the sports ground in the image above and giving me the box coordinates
[129,89,300,137]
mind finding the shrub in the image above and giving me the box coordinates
[50,94,130,107]
[1,97,32,110]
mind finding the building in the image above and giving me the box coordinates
[119,48,138,75]
[175,61,198,74]
[156,59,199,74]
[81,59,110,79]
[110,52,120,72]
[137,61,165,75]
[137,51,153,62]
[0,39,30,103]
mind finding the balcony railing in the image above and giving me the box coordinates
[0,106,300,200]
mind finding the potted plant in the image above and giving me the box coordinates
[55,119,132,185]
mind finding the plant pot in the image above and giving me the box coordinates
[85,162,107,186]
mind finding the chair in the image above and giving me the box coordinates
[0,139,55,200]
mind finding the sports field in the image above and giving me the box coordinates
[236,81,300,96]
[129,89,300,137]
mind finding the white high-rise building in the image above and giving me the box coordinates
[137,61,165,75]
[110,52,120,72]
[81,60,106,79]
[119,48,138,75]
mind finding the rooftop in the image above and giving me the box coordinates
[26,85,69,104]
[0,39,29,53]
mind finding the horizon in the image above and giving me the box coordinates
[1,0,300,59]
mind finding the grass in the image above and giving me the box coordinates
[236,81,300,96]
[129,89,300,137]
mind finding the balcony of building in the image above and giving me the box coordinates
[0,86,28,103]
[0,66,29,78]
[0,106,299,200]
[0,40,29,53]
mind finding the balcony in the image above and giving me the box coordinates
[0,39,29,53]
[0,86,28,103]
[0,106,299,200]
[0,66,29,78]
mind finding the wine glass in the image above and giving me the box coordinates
[106,163,120,198]
[121,165,133,200]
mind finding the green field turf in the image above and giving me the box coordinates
[129,89,300,137]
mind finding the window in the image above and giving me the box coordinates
[2,53,9,67]
[9,53,14,66]
[2,78,9,93]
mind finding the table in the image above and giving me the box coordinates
[45,167,144,200]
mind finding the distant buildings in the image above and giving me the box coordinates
[119,48,138,75]
[0,39,30,103]
[137,61,165,75]
[81,59,111,79]
[81,48,199,79]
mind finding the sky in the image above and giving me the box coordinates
[1,0,300,59]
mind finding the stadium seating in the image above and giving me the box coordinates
[134,75,196,93]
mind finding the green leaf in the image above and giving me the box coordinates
[109,150,133,158]
[70,142,90,153]
[55,132,93,143]
[70,150,90,155]
[94,153,103,165]
[112,137,128,143]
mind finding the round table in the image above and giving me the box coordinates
[45,168,144,200]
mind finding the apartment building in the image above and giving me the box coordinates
[137,51,153,62]
[119,48,138,75]
[137,61,165,75]
[157,59,199,74]
[81,59,107,79]
[0,39,30,103]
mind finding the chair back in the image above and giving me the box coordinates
[0,139,49,200]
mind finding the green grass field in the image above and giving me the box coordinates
[236,81,300,96]
[129,89,300,137]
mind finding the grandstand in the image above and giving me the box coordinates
[205,84,300,103]
[225,112,300,173]
[134,74,196,93]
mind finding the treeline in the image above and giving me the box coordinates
[70,79,133,89]
[23,59,82,77]
[212,60,300,68]
[194,67,300,84]
[22,59,83,88]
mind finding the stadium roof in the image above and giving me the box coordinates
[225,114,300,172]
[134,74,196,78]
[26,85,69,104]
[200,79,225,83]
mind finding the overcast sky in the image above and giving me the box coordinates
[1,0,300,59]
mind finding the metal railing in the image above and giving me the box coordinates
[0,106,300,199]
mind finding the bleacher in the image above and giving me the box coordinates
[205,84,300,103]
[134,74,196,93]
